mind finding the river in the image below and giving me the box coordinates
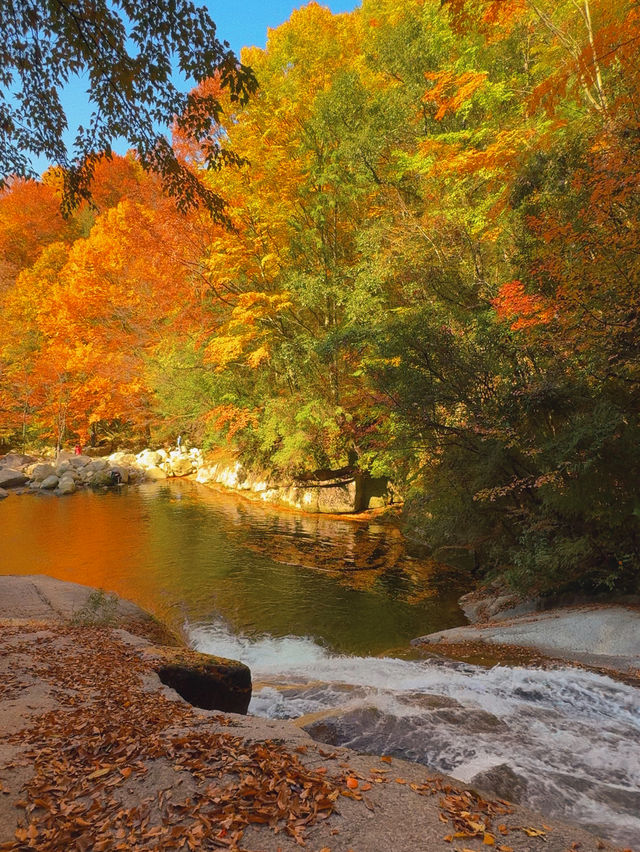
[2,480,639,847]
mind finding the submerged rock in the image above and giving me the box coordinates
[470,763,528,803]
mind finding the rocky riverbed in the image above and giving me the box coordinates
[0,576,625,852]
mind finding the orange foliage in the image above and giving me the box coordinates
[423,70,488,121]
[493,280,554,330]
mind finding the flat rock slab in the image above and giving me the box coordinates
[413,604,640,672]
[0,620,618,852]
[0,574,178,645]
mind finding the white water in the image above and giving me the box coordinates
[190,619,640,848]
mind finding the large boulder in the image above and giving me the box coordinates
[91,470,115,487]
[470,763,528,804]
[0,468,28,488]
[86,458,108,472]
[137,450,163,468]
[68,455,92,469]
[55,461,73,477]
[316,477,361,513]
[28,463,56,482]
[110,465,129,484]
[108,451,137,467]
[0,487,8,499]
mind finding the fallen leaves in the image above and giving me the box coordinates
[0,625,344,851]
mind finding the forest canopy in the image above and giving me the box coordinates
[1,0,639,597]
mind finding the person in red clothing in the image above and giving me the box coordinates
[74,444,82,455]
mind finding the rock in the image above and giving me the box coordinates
[459,589,535,624]
[0,468,29,488]
[108,452,137,466]
[316,477,361,513]
[0,453,36,468]
[0,576,178,646]
[29,463,57,482]
[169,456,194,477]
[57,476,76,495]
[86,458,108,472]
[55,461,73,476]
[111,465,129,484]
[140,646,252,715]
[68,455,92,468]
[40,474,59,490]
[0,487,8,499]
[145,466,167,480]
[91,470,115,487]
[470,763,528,804]
[137,450,163,468]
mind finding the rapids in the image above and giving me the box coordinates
[191,620,640,848]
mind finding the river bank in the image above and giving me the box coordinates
[0,448,398,515]
[0,576,626,852]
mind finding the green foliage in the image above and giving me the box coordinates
[71,589,119,626]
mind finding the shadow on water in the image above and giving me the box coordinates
[1,479,466,655]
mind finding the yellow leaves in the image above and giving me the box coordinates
[204,291,291,372]
[521,827,547,838]
[87,766,112,780]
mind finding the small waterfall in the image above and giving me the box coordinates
[190,620,640,848]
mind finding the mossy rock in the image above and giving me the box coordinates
[142,646,252,715]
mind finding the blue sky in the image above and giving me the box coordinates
[32,1,357,174]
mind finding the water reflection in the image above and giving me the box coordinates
[1,480,466,655]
